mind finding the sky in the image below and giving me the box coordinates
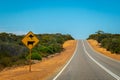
[0,0,120,39]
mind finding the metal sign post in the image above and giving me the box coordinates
[22,31,39,72]
[29,49,32,72]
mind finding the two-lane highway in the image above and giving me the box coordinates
[53,40,120,80]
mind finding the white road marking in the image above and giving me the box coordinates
[82,40,120,80]
[86,40,120,63]
[53,40,78,80]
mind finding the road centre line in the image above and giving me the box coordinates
[82,40,120,80]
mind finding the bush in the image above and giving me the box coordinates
[88,31,120,54]
[0,57,12,67]
[48,43,63,53]
[27,52,42,60]
[0,32,74,70]
[14,59,28,66]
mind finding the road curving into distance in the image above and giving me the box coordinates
[53,40,120,80]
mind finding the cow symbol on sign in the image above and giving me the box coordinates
[27,41,35,46]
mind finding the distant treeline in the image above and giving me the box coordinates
[88,30,120,54]
[0,32,74,70]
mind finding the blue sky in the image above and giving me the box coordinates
[0,0,120,39]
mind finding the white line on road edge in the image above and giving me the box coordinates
[82,40,120,80]
[86,40,120,63]
[53,40,78,80]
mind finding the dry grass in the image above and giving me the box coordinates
[88,39,120,61]
[0,40,77,80]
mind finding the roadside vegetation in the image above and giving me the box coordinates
[0,32,74,70]
[88,30,120,54]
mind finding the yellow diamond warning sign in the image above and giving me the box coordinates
[22,31,39,50]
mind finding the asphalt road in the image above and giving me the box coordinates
[53,40,120,80]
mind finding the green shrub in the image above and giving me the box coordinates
[14,59,28,65]
[0,32,74,70]
[88,31,120,54]
[27,52,42,60]
[0,57,12,67]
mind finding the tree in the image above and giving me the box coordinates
[95,30,104,34]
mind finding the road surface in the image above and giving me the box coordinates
[53,40,120,80]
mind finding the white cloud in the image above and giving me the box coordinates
[11,31,27,35]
